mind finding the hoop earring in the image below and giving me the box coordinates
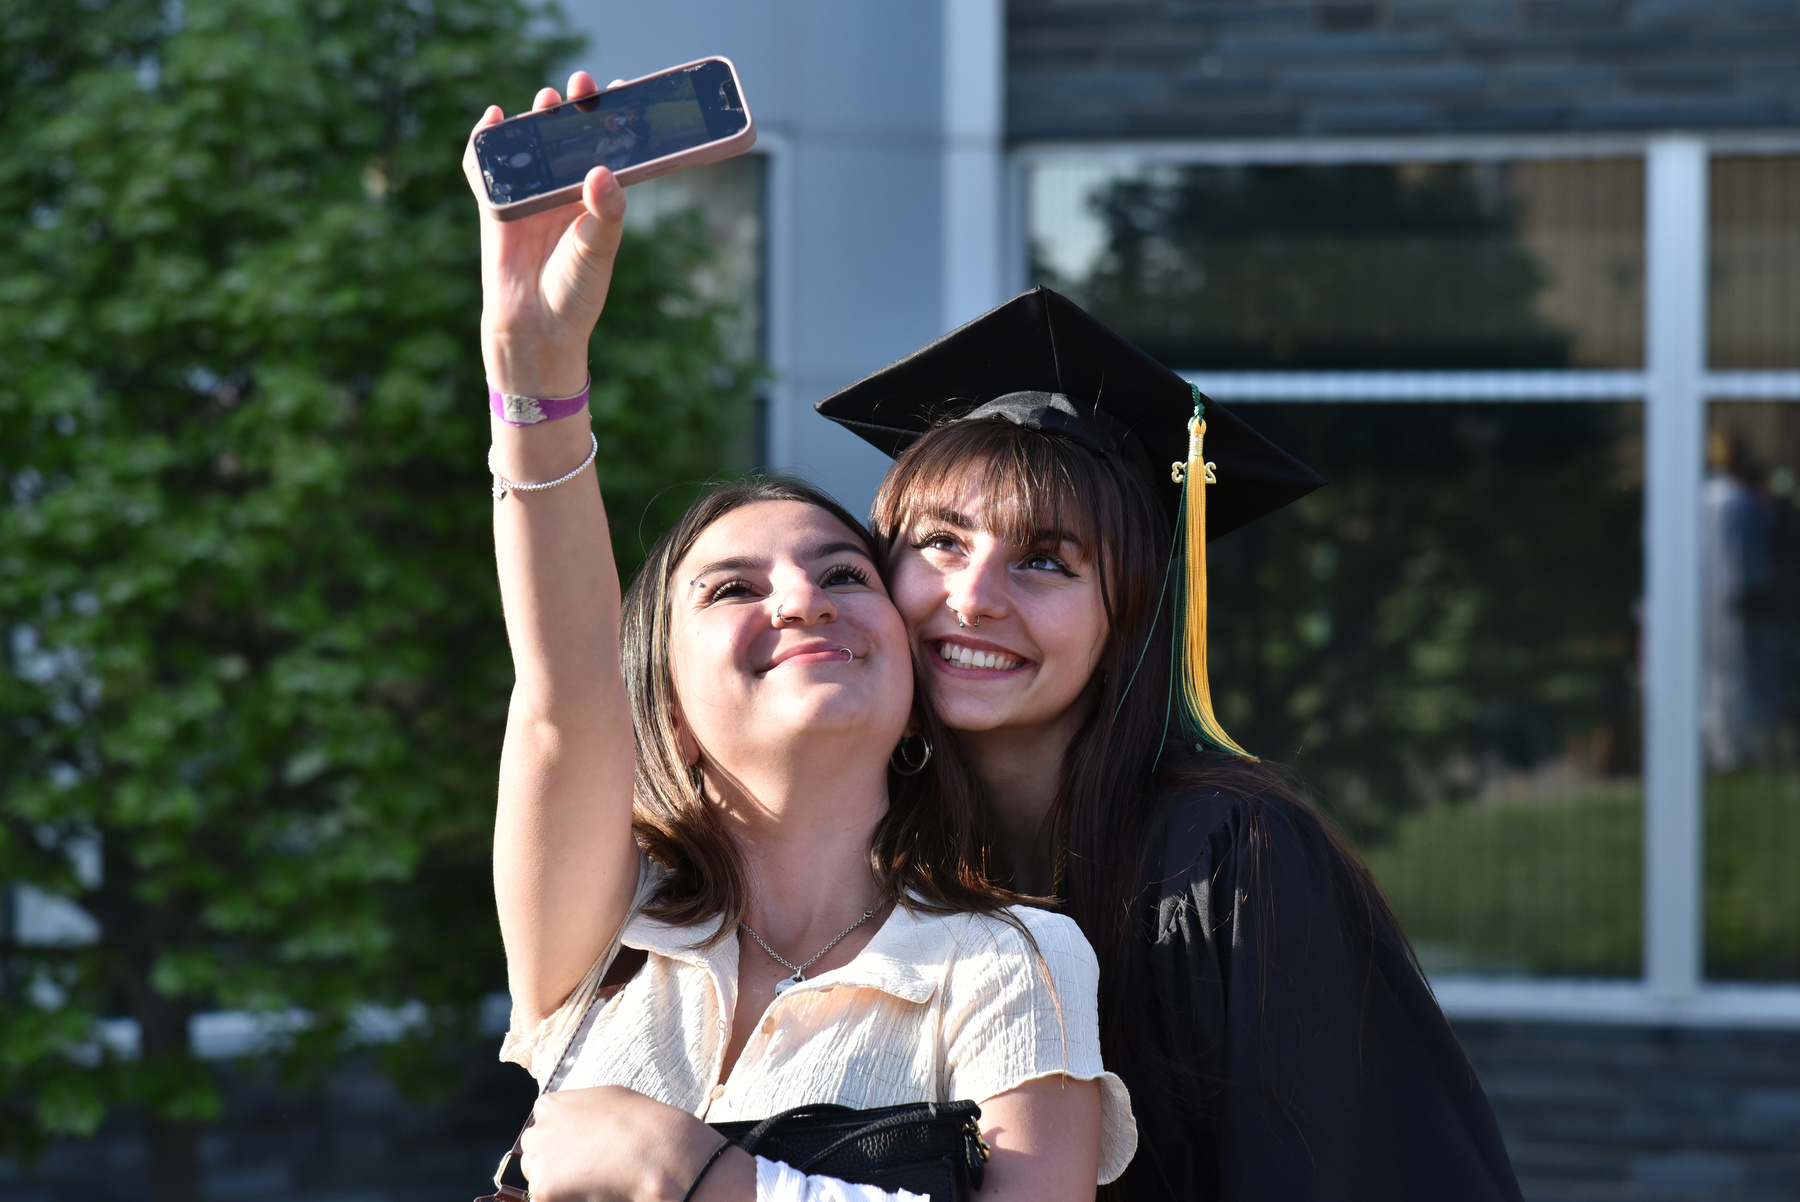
[890,733,933,776]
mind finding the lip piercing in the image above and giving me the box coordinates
[839,647,854,662]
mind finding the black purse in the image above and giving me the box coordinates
[710,1100,989,1201]
[477,1100,990,1202]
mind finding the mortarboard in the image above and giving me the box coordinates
[816,286,1325,758]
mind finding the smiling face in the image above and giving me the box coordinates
[666,500,914,777]
[888,476,1111,737]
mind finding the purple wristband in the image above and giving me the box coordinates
[489,375,590,426]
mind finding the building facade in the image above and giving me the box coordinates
[556,0,1800,1035]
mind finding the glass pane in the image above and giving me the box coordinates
[1704,400,1800,981]
[1710,157,1800,369]
[1029,158,1644,369]
[626,154,766,363]
[1210,401,1645,976]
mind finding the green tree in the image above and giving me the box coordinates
[0,2,755,1197]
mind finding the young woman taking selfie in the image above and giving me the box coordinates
[815,289,1524,1202]
[468,75,1134,1202]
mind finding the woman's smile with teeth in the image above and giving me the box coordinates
[937,641,1022,671]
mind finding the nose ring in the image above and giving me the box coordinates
[776,605,799,623]
[956,614,980,629]
[839,647,854,662]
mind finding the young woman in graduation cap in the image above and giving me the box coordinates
[816,287,1523,1202]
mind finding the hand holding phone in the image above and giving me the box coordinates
[462,72,628,403]
[471,57,755,221]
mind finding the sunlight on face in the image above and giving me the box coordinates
[668,501,914,773]
[887,479,1110,737]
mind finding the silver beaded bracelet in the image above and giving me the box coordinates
[488,431,599,500]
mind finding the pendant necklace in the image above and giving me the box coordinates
[741,907,878,996]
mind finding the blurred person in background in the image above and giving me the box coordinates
[1703,430,1777,771]
[470,74,1134,1202]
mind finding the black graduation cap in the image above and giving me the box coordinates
[816,287,1325,759]
[814,286,1323,541]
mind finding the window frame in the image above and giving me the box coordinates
[1011,131,1800,1027]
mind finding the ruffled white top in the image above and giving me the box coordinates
[502,858,1137,1185]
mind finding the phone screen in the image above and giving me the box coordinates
[474,59,747,205]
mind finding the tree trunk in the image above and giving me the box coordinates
[136,983,205,1202]
[147,1116,204,1202]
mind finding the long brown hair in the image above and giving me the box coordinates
[620,475,1018,935]
[870,420,1408,1168]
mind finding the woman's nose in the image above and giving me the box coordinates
[944,547,1008,628]
[770,582,837,627]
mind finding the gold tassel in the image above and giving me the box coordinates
[1170,391,1256,760]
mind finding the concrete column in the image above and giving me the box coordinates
[941,0,1006,330]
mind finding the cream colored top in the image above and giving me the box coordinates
[502,859,1137,1185]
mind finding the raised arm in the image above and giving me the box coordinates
[467,74,642,1030]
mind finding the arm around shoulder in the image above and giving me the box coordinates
[941,910,1137,1195]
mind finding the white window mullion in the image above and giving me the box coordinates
[1643,136,1710,1000]
[941,0,1006,330]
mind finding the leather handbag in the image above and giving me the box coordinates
[477,1100,988,1202]
[710,1100,989,1201]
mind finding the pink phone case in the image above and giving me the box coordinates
[480,56,757,222]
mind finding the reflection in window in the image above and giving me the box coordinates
[1710,157,1800,369]
[1210,402,1644,976]
[1028,158,1644,370]
[623,154,766,468]
[1704,401,1800,982]
[627,154,766,365]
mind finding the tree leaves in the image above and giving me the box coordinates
[0,0,755,1160]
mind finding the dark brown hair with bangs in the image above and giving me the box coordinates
[620,475,1020,936]
[869,415,1177,969]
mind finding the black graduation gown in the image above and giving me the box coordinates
[1109,785,1522,1202]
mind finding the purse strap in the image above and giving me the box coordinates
[731,1103,859,1156]
[474,1120,532,1202]
[480,947,655,1201]
[730,1100,989,1191]
[795,1102,951,1171]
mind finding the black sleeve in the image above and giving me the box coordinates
[1128,789,1523,1202]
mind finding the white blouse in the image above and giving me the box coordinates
[502,860,1137,1185]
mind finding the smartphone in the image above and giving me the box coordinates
[472,56,755,221]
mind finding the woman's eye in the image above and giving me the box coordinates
[821,563,870,589]
[911,532,961,554]
[1022,551,1075,576]
[706,578,755,603]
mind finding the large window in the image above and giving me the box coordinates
[1022,138,1800,1018]
[1033,159,1644,370]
